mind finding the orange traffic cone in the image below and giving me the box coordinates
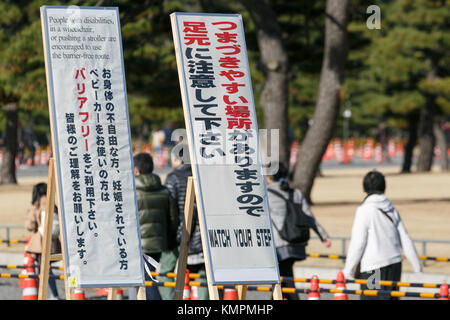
[334,139,343,162]
[15,155,21,170]
[223,288,238,300]
[183,269,191,300]
[289,140,299,167]
[341,143,350,164]
[348,138,355,158]
[307,275,320,300]
[96,288,109,296]
[363,139,374,161]
[434,146,441,161]
[322,143,332,161]
[74,288,86,300]
[34,148,41,165]
[190,285,199,300]
[388,139,396,158]
[396,141,404,155]
[329,142,336,159]
[116,289,123,300]
[22,254,38,300]
[333,271,348,300]
[41,149,48,165]
[375,143,383,164]
[19,254,29,289]
[438,283,449,300]
[20,237,32,289]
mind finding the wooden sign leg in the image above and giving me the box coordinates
[38,158,56,300]
[53,167,71,300]
[272,283,283,300]
[237,285,247,300]
[190,175,219,300]
[137,286,146,300]
[107,288,117,300]
[174,177,195,300]
[207,284,220,300]
[38,158,72,300]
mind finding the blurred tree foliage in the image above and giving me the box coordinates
[0,0,48,139]
[345,0,450,171]
[0,0,50,183]
[0,0,448,173]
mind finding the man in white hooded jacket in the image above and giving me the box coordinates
[343,170,422,300]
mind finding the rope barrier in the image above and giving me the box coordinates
[149,271,446,290]
[280,276,446,289]
[2,239,449,262]
[3,239,449,262]
[3,268,443,292]
[0,273,443,299]
[304,287,438,299]
[306,253,450,262]
[0,272,64,280]
[0,240,27,245]
[143,280,440,299]
[0,264,63,270]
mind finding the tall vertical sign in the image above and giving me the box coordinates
[41,6,144,287]
[171,12,280,285]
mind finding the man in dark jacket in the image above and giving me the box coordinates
[160,143,208,300]
[133,153,179,300]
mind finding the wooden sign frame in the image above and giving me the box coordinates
[37,158,69,300]
[174,177,282,300]
[39,5,146,298]
[38,159,147,300]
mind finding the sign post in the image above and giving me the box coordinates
[171,12,281,299]
[40,5,145,296]
[38,158,70,299]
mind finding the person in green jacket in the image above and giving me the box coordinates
[133,152,179,300]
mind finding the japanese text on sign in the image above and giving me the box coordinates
[41,6,144,287]
[171,12,279,285]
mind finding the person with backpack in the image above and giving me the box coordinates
[343,170,422,300]
[162,143,209,300]
[266,162,331,300]
[133,153,179,300]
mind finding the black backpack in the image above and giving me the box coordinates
[268,188,310,244]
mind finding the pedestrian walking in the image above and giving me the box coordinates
[343,170,422,300]
[25,182,61,300]
[133,153,179,300]
[266,162,331,300]
[163,143,209,300]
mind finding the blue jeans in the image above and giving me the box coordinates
[35,254,59,299]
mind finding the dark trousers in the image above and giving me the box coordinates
[278,258,299,300]
[360,262,402,300]
[144,253,162,300]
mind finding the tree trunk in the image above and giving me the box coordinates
[292,0,350,203]
[416,105,434,172]
[240,0,289,165]
[417,58,438,172]
[0,103,19,184]
[401,112,419,173]
[433,120,449,171]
